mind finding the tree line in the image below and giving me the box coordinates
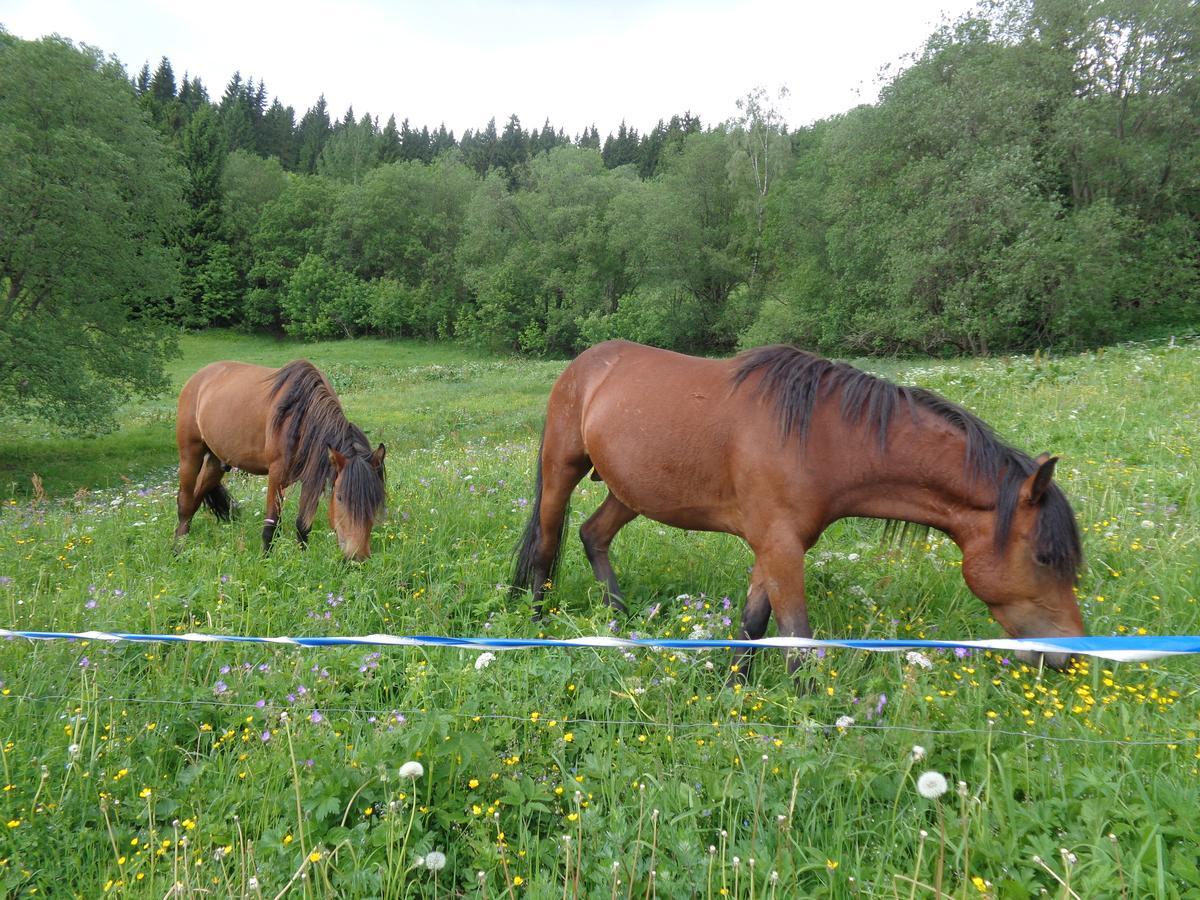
[2,0,1197,429]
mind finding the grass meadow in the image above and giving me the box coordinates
[0,332,1198,898]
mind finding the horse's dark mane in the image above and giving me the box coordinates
[732,345,1082,582]
[269,361,385,526]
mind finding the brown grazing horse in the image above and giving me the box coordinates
[512,340,1085,673]
[175,361,386,561]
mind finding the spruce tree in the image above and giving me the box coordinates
[134,62,151,95]
[380,114,401,163]
[219,72,254,153]
[178,105,227,326]
[263,98,297,169]
[296,95,332,173]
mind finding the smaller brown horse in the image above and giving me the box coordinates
[175,360,386,560]
[511,340,1086,675]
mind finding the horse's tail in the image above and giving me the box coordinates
[510,430,569,599]
[201,483,235,522]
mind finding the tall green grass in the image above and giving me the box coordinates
[0,334,1197,897]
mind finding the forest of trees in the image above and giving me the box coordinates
[2,0,1197,427]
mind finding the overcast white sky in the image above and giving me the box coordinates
[3,0,978,136]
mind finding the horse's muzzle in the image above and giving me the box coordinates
[1014,648,1075,672]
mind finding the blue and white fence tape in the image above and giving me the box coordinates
[3,629,1199,662]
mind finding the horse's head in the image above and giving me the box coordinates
[960,455,1085,670]
[327,444,387,561]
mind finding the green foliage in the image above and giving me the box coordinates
[326,156,475,337]
[0,33,184,431]
[8,0,1199,397]
[245,175,341,331]
[745,0,1199,353]
[196,242,241,326]
[280,253,367,340]
[317,113,381,183]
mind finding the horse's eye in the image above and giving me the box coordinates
[1034,552,1052,567]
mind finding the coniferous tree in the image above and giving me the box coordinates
[133,61,151,95]
[149,56,175,105]
[380,114,401,163]
[577,125,600,150]
[296,95,332,173]
[218,72,254,153]
[496,113,528,185]
[262,98,297,168]
[639,119,668,177]
[431,123,456,156]
[177,104,227,326]
[144,56,181,135]
[465,118,499,175]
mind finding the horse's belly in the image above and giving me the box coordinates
[195,392,271,473]
[585,434,740,535]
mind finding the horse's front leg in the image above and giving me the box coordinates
[295,481,320,548]
[727,562,770,686]
[756,537,814,682]
[262,466,286,553]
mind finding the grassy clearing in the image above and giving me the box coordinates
[0,334,1198,897]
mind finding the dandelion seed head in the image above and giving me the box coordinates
[916,770,948,799]
[398,760,424,779]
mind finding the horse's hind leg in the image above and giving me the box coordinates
[193,453,228,517]
[174,439,205,540]
[727,563,770,686]
[580,492,638,613]
[527,454,590,618]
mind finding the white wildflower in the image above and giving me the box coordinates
[399,760,424,779]
[474,652,496,671]
[911,744,926,761]
[906,651,933,669]
[835,715,855,729]
[916,771,949,799]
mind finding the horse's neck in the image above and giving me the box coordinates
[826,418,995,543]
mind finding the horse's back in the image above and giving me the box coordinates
[559,341,747,532]
[177,361,281,473]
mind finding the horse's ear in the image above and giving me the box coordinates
[371,443,386,469]
[328,446,348,472]
[1021,454,1059,506]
